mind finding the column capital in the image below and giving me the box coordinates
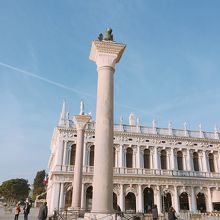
[89,40,126,68]
[73,115,91,130]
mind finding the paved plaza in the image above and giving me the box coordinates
[0,206,39,220]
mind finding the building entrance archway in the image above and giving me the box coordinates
[179,192,189,210]
[144,187,154,213]
[125,192,136,212]
[196,192,206,213]
[86,186,93,211]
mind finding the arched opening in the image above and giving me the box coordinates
[161,150,167,170]
[196,192,206,213]
[179,192,189,210]
[125,192,136,212]
[113,192,119,211]
[126,148,133,168]
[70,144,76,165]
[208,153,215,172]
[144,187,154,213]
[177,151,183,170]
[89,145,95,166]
[144,149,150,169]
[86,186,93,211]
[65,189,72,208]
[193,152,199,171]
[161,192,172,212]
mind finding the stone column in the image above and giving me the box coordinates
[154,147,159,169]
[81,183,85,210]
[56,139,64,170]
[190,187,196,212]
[214,153,219,173]
[186,149,192,171]
[62,141,68,170]
[90,38,126,213]
[119,184,125,211]
[137,185,143,212]
[59,183,65,209]
[202,151,208,172]
[173,186,179,213]
[71,113,91,210]
[206,187,212,212]
[119,145,124,167]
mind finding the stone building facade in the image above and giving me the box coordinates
[47,105,220,216]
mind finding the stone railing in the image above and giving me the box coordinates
[52,165,220,178]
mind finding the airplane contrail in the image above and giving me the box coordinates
[0,61,95,98]
[0,61,151,115]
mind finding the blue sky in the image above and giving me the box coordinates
[1,1,220,184]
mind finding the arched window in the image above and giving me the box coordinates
[143,187,154,213]
[193,152,199,171]
[144,149,150,169]
[161,192,172,212]
[177,151,183,170]
[196,192,206,213]
[70,144,76,165]
[208,153,215,172]
[86,186,93,211]
[65,189,72,208]
[161,150,167,170]
[89,145,95,166]
[113,193,118,211]
[125,192,136,212]
[179,192,189,210]
[126,148,133,168]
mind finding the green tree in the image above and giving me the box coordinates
[33,170,46,200]
[0,178,29,204]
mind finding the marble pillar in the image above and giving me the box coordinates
[89,38,126,213]
[71,113,91,210]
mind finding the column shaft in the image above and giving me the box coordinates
[92,66,114,213]
[72,129,85,209]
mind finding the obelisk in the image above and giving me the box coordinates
[89,28,126,214]
[71,101,91,210]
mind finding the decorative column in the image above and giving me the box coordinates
[89,29,126,214]
[186,149,192,171]
[214,153,219,173]
[137,185,143,212]
[190,187,196,212]
[202,151,208,172]
[59,183,65,209]
[173,186,179,213]
[154,186,161,214]
[119,184,125,211]
[154,147,159,169]
[206,187,212,212]
[62,141,68,170]
[183,150,187,171]
[119,145,124,167]
[71,102,91,210]
[198,152,203,172]
[81,183,85,210]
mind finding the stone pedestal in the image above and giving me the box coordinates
[72,114,91,210]
[89,40,126,214]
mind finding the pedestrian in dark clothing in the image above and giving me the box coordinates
[152,204,158,220]
[23,199,31,220]
[38,202,48,220]
[168,207,178,220]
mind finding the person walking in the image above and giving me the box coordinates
[23,199,31,220]
[152,204,158,220]
[14,201,21,220]
[168,207,178,220]
[38,202,48,220]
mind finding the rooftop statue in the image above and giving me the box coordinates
[98,28,113,41]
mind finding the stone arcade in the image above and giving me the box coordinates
[46,31,220,217]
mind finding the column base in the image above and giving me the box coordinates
[84,212,116,220]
